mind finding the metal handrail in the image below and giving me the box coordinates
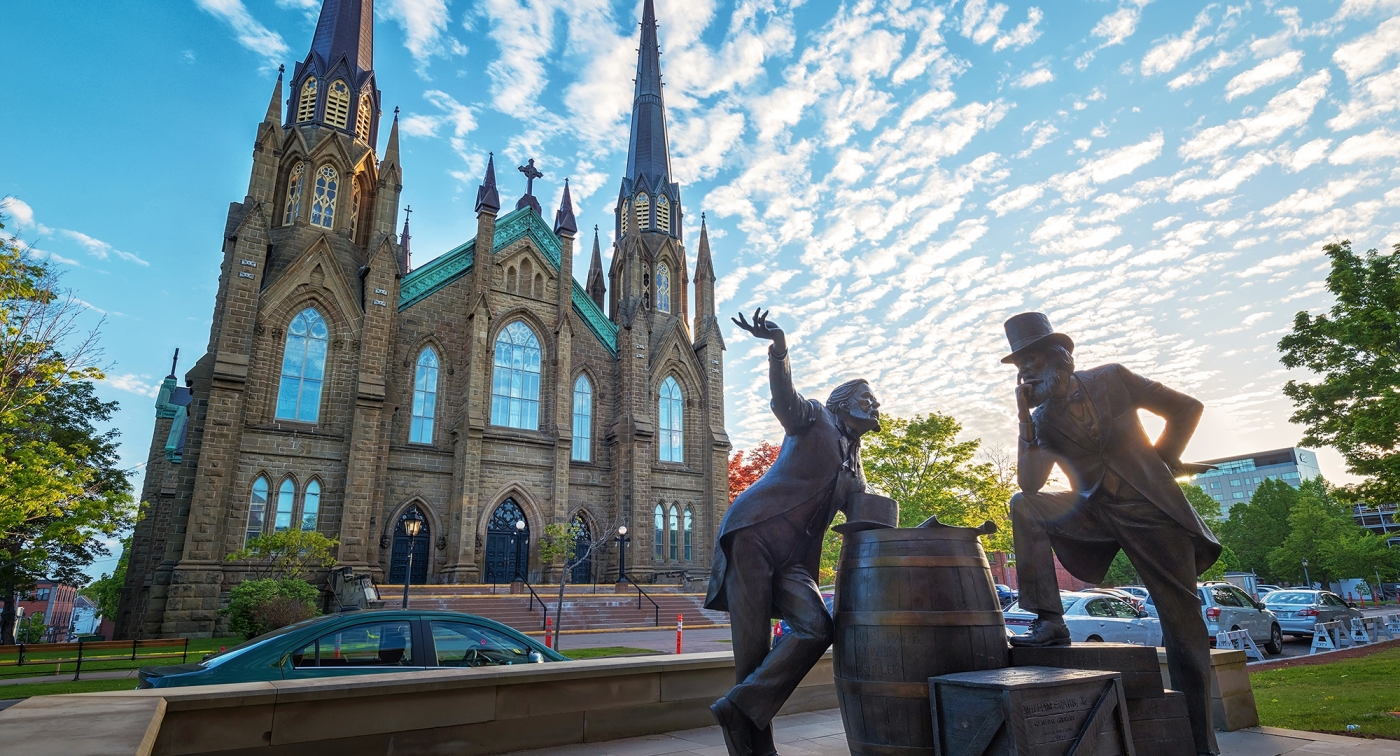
[624,574,661,626]
[523,582,550,631]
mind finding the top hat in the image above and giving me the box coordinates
[1001,312,1074,364]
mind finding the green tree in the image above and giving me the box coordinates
[539,516,617,649]
[80,535,130,621]
[226,530,338,580]
[221,578,320,640]
[1268,479,1352,586]
[1100,484,1234,585]
[861,413,1015,552]
[1217,479,1300,582]
[1,381,134,644]
[15,610,46,643]
[1279,241,1400,504]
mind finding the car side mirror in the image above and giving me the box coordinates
[1255,601,1266,610]
[1348,602,1358,609]
[1138,609,1150,619]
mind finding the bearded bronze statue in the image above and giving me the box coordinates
[705,309,882,756]
[1002,312,1222,756]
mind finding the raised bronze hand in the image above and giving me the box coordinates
[732,308,786,351]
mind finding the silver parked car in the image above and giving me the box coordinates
[1005,591,1162,646]
[1198,582,1283,654]
[1262,589,1362,638]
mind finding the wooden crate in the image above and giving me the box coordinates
[930,666,1134,756]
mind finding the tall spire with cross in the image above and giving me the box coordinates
[616,0,682,241]
[516,159,544,216]
[287,0,381,145]
[586,226,606,309]
[399,205,412,270]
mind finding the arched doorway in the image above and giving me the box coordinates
[483,498,529,583]
[570,514,593,584]
[389,505,430,585]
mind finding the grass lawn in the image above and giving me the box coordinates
[0,677,142,700]
[559,646,659,659]
[1252,647,1400,739]
[0,637,233,683]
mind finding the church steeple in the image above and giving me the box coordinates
[616,0,681,241]
[287,0,381,146]
[586,226,606,309]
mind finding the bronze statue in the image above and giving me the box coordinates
[1001,312,1222,756]
[705,309,881,756]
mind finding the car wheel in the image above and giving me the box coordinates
[1264,624,1284,655]
[1086,635,1104,643]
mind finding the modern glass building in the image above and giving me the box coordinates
[1191,447,1323,516]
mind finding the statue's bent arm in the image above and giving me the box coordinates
[768,346,817,436]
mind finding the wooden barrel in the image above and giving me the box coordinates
[833,526,1009,756]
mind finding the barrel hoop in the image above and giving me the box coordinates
[841,611,1005,627]
[836,678,929,699]
[846,741,938,756]
[840,556,988,569]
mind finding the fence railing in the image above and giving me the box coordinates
[0,638,189,681]
[623,575,661,627]
[523,583,550,631]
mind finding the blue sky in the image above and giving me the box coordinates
[5,0,1400,575]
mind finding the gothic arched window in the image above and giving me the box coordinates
[296,77,318,122]
[326,80,351,129]
[283,162,305,226]
[355,94,373,142]
[621,200,630,234]
[656,263,671,313]
[634,193,650,230]
[654,504,664,559]
[642,263,651,309]
[668,505,678,561]
[658,376,683,462]
[349,178,362,239]
[572,375,592,462]
[491,321,541,430]
[246,476,269,544]
[276,308,329,423]
[657,194,671,234]
[274,478,295,532]
[410,348,439,444]
[311,165,338,229]
[683,506,693,561]
[302,480,321,531]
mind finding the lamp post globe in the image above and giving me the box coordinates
[614,525,631,582]
[401,509,425,608]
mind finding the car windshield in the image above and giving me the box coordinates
[201,615,329,668]
[1264,591,1315,605]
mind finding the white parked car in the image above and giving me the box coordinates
[1004,591,1162,646]
[1197,582,1283,654]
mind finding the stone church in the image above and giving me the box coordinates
[117,0,730,638]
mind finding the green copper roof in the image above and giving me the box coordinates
[398,207,618,355]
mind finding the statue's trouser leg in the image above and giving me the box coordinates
[724,521,833,730]
[1102,499,1219,756]
[1009,490,1088,619]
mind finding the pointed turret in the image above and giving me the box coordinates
[695,214,715,283]
[693,213,717,339]
[265,67,284,123]
[382,108,400,164]
[586,226,606,309]
[371,109,403,238]
[615,0,682,241]
[475,153,501,214]
[399,205,412,271]
[287,0,381,144]
[554,179,578,237]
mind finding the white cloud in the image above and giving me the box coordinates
[987,184,1044,216]
[1167,152,1272,202]
[1336,0,1400,19]
[383,0,451,67]
[1012,67,1054,88]
[1262,177,1367,216]
[1141,10,1212,76]
[1051,132,1164,200]
[959,0,1043,52]
[1092,1,1150,49]
[193,0,289,65]
[104,374,160,398]
[994,8,1044,52]
[1331,16,1400,81]
[60,230,150,267]
[1167,49,1245,90]
[1224,51,1303,101]
[1179,70,1330,160]
[0,197,37,230]
[1329,128,1400,165]
[1285,138,1333,171]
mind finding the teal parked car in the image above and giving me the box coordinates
[137,610,567,689]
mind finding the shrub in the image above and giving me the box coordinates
[223,578,320,639]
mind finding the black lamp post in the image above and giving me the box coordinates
[1301,557,1311,589]
[401,509,424,609]
[614,525,631,582]
[511,520,526,582]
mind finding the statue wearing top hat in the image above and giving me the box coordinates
[1000,312,1222,756]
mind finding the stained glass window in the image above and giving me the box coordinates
[283,162,304,226]
[654,504,664,559]
[410,348,439,444]
[491,321,541,429]
[668,505,678,561]
[275,478,295,532]
[659,377,683,462]
[276,308,329,423]
[311,165,338,228]
[656,263,671,313]
[246,476,269,544]
[302,480,320,531]
[684,507,693,561]
[572,375,592,462]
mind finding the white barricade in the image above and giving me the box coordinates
[1365,616,1392,642]
[1310,620,1343,654]
[1350,617,1373,645]
[1386,613,1400,634]
[1216,629,1265,661]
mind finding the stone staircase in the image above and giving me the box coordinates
[404,584,729,634]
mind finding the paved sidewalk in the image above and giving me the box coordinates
[0,669,138,687]
[498,709,1400,756]
[554,627,733,655]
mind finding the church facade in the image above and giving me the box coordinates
[117,0,730,638]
